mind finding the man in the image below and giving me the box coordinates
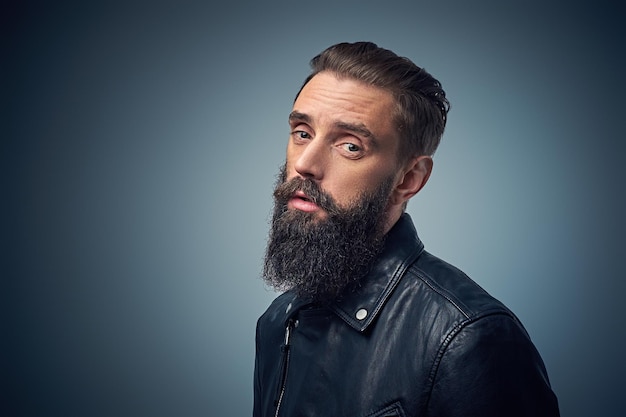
[254,41,559,417]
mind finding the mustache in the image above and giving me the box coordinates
[273,176,340,215]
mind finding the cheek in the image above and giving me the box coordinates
[327,175,368,207]
[284,158,298,180]
[285,144,299,175]
[345,166,398,199]
[283,147,294,172]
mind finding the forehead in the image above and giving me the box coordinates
[293,72,398,139]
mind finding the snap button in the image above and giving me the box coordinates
[355,308,368,320]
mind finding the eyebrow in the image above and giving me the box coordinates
[336,121,375,141]
[288,111,379,146]
[289,111,311,124]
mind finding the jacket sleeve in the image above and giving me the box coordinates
[427,313,560,417]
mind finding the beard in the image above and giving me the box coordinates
[262,165,395,303]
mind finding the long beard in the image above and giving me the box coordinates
[262,166,395,303]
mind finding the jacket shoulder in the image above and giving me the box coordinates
[409,250,518,323]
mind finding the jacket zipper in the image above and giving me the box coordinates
[274,319,294,417]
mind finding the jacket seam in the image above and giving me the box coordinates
[410,266,471,319]
[424,310,519,412]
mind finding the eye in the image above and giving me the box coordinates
[337,142,365,159]
[342,142,361,152]
[292,130,311,140]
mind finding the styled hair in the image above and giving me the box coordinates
[297,42,450,159]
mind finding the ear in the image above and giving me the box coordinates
[389,155,433,206]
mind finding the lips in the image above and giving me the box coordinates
[288,190,320,212]
[294,190,313,202]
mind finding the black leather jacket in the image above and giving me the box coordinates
[254,214,559,416]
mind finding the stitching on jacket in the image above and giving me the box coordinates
[363,239,424,329]
[365,246,422,329]
[410,265,471,319]
[364,400,406,417]
[423,310,519,413]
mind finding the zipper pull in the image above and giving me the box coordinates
[283,319,293,349]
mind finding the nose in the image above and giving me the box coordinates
[292,137,326,180]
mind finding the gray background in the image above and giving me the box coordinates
[3,1,624,416]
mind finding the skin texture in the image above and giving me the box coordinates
[286,71,433,233]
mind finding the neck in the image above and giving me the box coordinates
[382,206,404,235]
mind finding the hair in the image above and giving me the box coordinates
[296,42,450,160]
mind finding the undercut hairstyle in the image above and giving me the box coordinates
[296,41,450,160]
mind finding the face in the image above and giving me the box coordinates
[286,71,403,226]
[264,71,433,301]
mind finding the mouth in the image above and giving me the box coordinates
[294,190,313,202]
[288,190,320,212]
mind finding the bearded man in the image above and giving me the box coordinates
[254,42,560,417]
